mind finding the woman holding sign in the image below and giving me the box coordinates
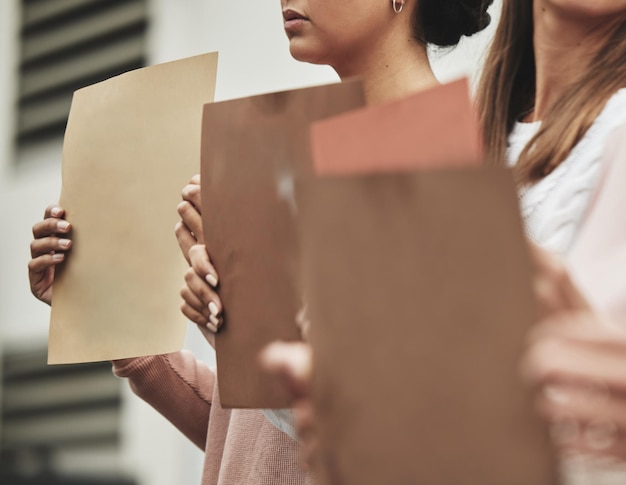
[262,0,626,478]
[477,0,626,469]
[28,0,494,484]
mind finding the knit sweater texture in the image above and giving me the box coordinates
[507,88,626,255]
[112,352,312,485]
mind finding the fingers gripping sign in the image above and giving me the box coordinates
[28,205,73,305]
[180,244,223,335]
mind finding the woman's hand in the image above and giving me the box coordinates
[524,242,626,458]
[529,242,591,319]
[175,174,204,264]
[180,244,223,334]
[260,341,317,467]
[175,174,224,343]
[28,205,73,305]
[522,311,626,459]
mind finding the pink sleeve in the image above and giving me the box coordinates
[112,350,215,450]
[568,122,626,322]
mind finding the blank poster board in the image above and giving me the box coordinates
[200,81,366,408]
[310,78,482,175]
[49,53,218,364]
[298,168,560,485]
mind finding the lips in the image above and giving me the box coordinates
[283,9,308,22]
[282,8,309,35]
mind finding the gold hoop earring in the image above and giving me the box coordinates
[392,0,403,14]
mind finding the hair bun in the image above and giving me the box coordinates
[416,0,494,48]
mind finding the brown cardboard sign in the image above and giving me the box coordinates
[310,78,482,176]
[200,80,366,408]
[298,168,559,485]
[49,53,218,364]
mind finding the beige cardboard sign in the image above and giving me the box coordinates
[49,53,218,364]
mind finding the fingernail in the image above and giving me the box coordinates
[543,385,571,405]
[208,301,220,316]
[51,207,62,217]
[57,221,70,231]
[52,253,65,261]
[205,321,218,333]
[209,314,220,327]
[206,273,218,287]
[59,239,71,249]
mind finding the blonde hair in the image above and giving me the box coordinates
[477,1,626,184]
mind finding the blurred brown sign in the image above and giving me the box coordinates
[200,80,366,408]
[298,168,559,485]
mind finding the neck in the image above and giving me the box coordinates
[531,1,621,121]
[333,36,438,105]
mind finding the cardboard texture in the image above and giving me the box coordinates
[49,53,218,364]
[200,81,366,408]
[298,168,559,485]
[310,78,482,175]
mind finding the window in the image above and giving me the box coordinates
[0,348,135,485]
[17,0,148,146]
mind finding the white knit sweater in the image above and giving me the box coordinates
[507,88,626,255]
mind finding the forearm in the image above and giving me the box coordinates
[112,350,215,450]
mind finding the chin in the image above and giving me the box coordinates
[288,40,329,66]
[548,0,626,18]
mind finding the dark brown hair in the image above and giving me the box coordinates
[413,0,494,47]
[477,1,626,184]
